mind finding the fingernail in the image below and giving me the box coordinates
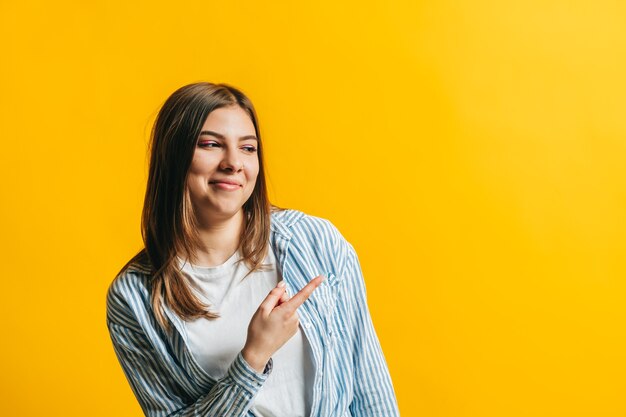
[277,281,286,288]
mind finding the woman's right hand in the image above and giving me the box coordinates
[241,275,325,373]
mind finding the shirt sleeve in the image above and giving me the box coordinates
[107,292,272,417]
[343,241,401,416]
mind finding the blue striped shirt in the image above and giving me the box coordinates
[106,209,400,416]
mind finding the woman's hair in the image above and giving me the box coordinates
[119,82,284,332]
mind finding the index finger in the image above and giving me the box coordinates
[281,274,325,314]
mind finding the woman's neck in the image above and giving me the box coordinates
[189,209,244,267]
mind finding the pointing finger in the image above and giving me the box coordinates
[281,275,325,314]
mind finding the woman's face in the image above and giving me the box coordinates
[186,105,260,222]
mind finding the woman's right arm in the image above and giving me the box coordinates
[107,273,323,417]
[107,305,272,417]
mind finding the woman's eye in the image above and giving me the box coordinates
[198,141,219,148]
[198,141,256,152]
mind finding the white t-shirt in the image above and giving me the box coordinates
[177,245,315,417]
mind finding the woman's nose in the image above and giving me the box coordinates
[219,149,243,172]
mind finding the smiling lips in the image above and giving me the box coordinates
[209,180,242,191]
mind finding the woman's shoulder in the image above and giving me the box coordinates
[108,265,151,297]
[106,253,154,323]
[272,207,343,238]
[270,205,331,227]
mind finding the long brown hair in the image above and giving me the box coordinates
[119,82,284,332]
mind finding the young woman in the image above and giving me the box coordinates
[106,82,400,417]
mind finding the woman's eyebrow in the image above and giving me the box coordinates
[199,130,258,141]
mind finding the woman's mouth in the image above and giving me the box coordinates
[209,181,241,191]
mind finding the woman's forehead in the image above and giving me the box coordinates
[201,106,256,135]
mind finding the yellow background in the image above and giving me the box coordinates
[1,1,625,416]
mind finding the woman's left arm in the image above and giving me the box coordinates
[342,240,401,416]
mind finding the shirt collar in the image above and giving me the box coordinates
[269,208,304,239]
